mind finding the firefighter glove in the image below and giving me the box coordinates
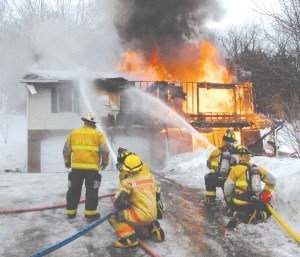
[115,190,130,209]
[116,162,123,172]
[261,191,272,204]
[100,156,109,170]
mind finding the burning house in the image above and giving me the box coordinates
[21,0,274,172]
[115,40,271,155]
[111,1,273,155]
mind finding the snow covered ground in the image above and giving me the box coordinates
[160,150,300,256]
[1,115,300,256]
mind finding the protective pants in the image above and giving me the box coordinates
[204,172,226,202]
[231,200,272,224]
[109,208,152,238]
[66,169,102,217]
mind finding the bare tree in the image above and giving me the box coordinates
[0,0,95,115]
[0,95,12,144]
[219,23,265,62]
[270,88,300,157]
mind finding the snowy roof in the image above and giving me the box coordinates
[20,70,127,84]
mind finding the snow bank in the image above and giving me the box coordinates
[0,115,27,171]
[160,149,300,236]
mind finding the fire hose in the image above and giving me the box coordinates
[139,239,161,257]
[28,206,161,257]
[30,209,118,257]
[0,193,115,214]
[266,203,300,244]
[3,192,161,257]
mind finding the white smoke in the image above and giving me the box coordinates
[0,0,121,111]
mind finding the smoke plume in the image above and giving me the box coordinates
[114,0,224,61]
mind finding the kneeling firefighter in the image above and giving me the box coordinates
[204,130,238,205]
[116,147,163,219]
[109,154,165,248]
[224,145,277,228]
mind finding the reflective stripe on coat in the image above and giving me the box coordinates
[63,125,107,171]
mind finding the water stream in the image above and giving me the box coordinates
[76,70,117,163]
[123,87,215,150]
[76,73,214,168]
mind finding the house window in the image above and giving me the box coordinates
[51,85,79,113]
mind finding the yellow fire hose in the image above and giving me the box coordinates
[266,203,300,244]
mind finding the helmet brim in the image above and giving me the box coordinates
[223,138,237,144]
[81,117,98,123]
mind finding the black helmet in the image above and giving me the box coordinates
[223,130,237,144]
[117,147,133,164]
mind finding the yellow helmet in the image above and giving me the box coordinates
[81,112,97,123]
[235,145,250,155]
[122,154,143,172]
[235,145,251,162]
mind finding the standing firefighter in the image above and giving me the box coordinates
[224,145,276,228]
[63,112,110,222]
[109,154,165,248]
[204,130,238,205]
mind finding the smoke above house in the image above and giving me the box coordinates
[114,0,225,64]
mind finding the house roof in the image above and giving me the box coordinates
[20,70,127,84]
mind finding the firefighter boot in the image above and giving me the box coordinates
[115,234,139,248]
[85,213,101,222]
[254,211,268,223]
[66,210,77,219]
[226,203,234,217]
[148,220,165,242]
[227,211,249,228]
[67,213,76,219]
[204,196,217,205]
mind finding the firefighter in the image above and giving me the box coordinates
[224,145,276,228]
[109,154,165,248]
[63,112,110,222]
[116,147,152,181]
[204,130,238,205]
[116,147,163,219]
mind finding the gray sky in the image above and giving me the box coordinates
[208,0,275,29]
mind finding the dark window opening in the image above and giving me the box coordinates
[51,85,78,113]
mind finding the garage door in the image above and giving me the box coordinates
[41,136,68,173]
[112,136,150,163]
[108,136,150,170]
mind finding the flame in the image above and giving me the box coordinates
[117,40,232,83]
[117,40,271,152]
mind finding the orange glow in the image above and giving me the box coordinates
[198,88,234,113]
[117,41,271,152]
[117,41,232,83]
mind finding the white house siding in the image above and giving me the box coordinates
[28,87,82,130]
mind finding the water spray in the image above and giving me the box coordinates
[76,69,117,163]
[124,87,215,150]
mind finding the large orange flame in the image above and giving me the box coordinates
[117,40,232,83]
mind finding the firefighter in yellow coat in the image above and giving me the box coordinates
[116,147,163,219]
[109,154,165,248]
[63,112,110,222]
[224,145,277,228]
[204,130,238,205]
